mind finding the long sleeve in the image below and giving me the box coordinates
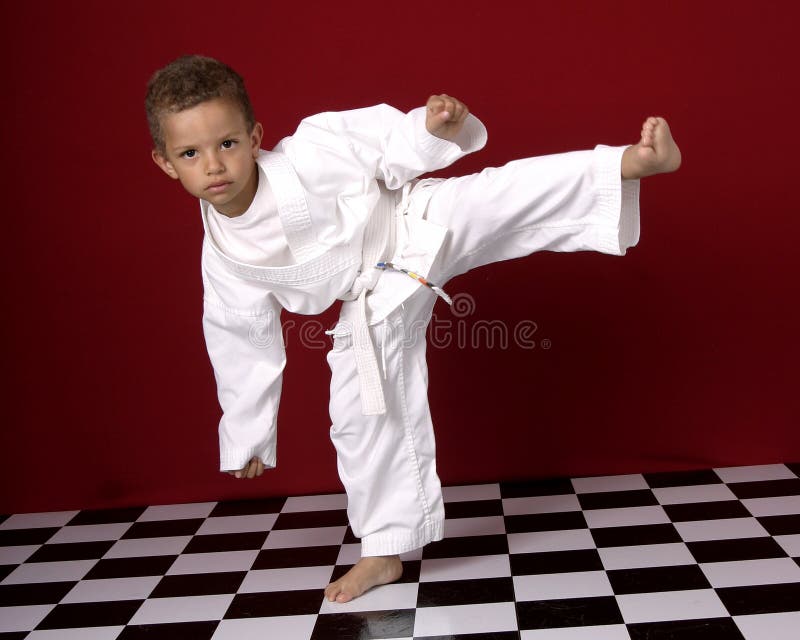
[288,104,488,190]
[201,248,286,472]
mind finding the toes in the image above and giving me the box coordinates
[336,591,353,603]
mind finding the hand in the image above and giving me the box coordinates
[228,456,264,479]
[425,94,469,142]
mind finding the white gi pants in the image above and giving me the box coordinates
[327,145,639,557]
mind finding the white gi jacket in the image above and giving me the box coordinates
[200,105,488,472]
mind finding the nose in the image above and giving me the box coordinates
[205,151,225,175]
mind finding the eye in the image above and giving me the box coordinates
[181,149,196,159]
[221,139,236,149]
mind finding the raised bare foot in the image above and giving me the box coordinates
[324,555,403,603]
[621,117,682,180]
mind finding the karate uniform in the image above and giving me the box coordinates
[200,104,640,556]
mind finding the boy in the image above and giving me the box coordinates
[146,55,681,604]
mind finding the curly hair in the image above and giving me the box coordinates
[145,55,256,155]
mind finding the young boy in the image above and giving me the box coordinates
[146,55,681,604]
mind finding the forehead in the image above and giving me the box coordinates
[161,97,248,146]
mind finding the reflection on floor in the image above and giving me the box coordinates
[2,463,800,639]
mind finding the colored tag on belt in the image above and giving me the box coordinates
[376,262,452,305]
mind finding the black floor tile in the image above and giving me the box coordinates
[84,555,177,579]
[118,621,219,640]
[122,518,205,539]
[628,617,745,639]
[578,489,658,511]
[663,500,751,522]
[182,531,268,554]
[516,595,624,629]
[607,564,710,594]
[210,497,285,517]
[0,581,76,606]
[504,511,587,534]
[786,462,800,477]
[687,537,787,563]
[445,499,504,520]
[509,549,603,575]
[35,599,144,629]
[150,571,247,597]
[422,534,508,560]
[0,527,58,546]
[68,507,146,526]
[0,633,30,640]
[590,523,682,548]
[312,608,415,639]
[644,469,722,488]
[27,540,115,563]
[252,545,341,569]
[0,565,14,581]
[726,478,800,499]
[343,526,359,544]
[417,576,515,607]
[225,588,323,617]
[716,582,800,615]
[500,477,575,498]
[757,514,800,536]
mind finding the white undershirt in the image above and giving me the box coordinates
[206,168,295,267]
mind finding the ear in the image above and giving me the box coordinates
[151,149,179,180]
[250,122,264,158]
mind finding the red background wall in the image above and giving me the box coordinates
[2,1,798,515]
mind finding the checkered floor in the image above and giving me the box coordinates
[2,463,800,639]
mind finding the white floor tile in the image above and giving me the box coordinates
[743,496,800,517]
[49,522,132,544]
[775,533,800,557]
[616,589,728,624]
[653,484,737,505]
[521,625,632,639]
[508,529,595,554]
[714,464,795,483]
[129,593,234,624]
[238,566,334,593]
[282,494,347,513]
[263,526,346,549]
[584,506,669,529]
[27,628,125,640]
[212,615,317,640]
[442,483,501,502]
[420,554,511,582]
[104,535,191,558]
[0,544,39,565]
[443,515,506,538]
[197,513,278,535]
[503,494,581,516]
[400,547,424,561]
[138,502,216,521]
[61,576,160,603]
[513,571,613,601]
[413,601,518,636]
[2,559,97,584]
[734,611,800,640]
[598,542,695,570]
[0,511,79,530]
[674,517,768,542]
[0,604,54,633]
[571,474,648,494]
[318,581,417,613]
[167,550,258,575]
[700,557,800,588]
[336,543,361,565]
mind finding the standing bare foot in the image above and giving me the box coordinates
[621,117,682,180]
[324,555,403,603]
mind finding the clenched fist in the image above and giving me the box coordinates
[425,94,469,142]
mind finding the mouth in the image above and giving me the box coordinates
[206,181,232,194]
